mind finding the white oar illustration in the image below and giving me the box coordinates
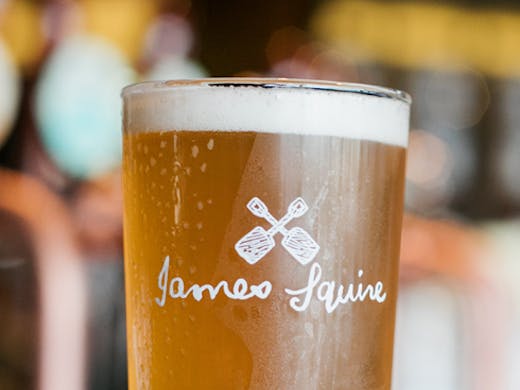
[235,197,320,265]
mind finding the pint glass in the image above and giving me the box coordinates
[122,79,410,389]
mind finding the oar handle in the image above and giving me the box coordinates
[287,197,308,218]
[247,197,269,218]
[248,196,309,236]
[249,197,281,228]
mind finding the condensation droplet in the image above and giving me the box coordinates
[150,157,156,166]
[189,266,197,274]
[196,222,203,230]
[160,141,167,148]
[200,163,207,172]
[207,138,214,150]
[160,168,167,175]
[207,198,213,205]
[192,145,199,158]
[183,222,190,229]
[197,201,204,210]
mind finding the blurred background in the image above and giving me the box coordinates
[0,0,519,389]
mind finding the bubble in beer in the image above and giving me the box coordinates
[192,145,199,158]
[207,138,214,150]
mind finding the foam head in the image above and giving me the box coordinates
[122,78,411,147]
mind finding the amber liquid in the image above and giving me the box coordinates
[123,130,406,390]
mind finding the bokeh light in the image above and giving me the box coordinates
[35,35,135,179]
[0,39,19,148]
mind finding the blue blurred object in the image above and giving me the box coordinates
[35,35,136,179]
[145,55,207,81]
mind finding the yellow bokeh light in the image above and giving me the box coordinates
[79,0,159,62]
[312,0,520,78]
[0,0,45,72]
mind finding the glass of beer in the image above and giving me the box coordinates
[122,78,410,389]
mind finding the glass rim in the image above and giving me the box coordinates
[121,77,411,105]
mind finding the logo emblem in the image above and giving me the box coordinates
[235,197,320,266]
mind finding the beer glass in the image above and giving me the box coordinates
[122,78,410,389]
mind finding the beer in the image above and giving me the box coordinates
[122,79,410,389]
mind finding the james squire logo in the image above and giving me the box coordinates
[235,197,320,266]
[154,196,387,314]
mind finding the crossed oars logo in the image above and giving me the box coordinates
[235,197,320,266]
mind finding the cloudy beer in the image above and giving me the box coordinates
[122,79,410,389]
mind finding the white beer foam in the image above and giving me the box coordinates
[123,84,410,147]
